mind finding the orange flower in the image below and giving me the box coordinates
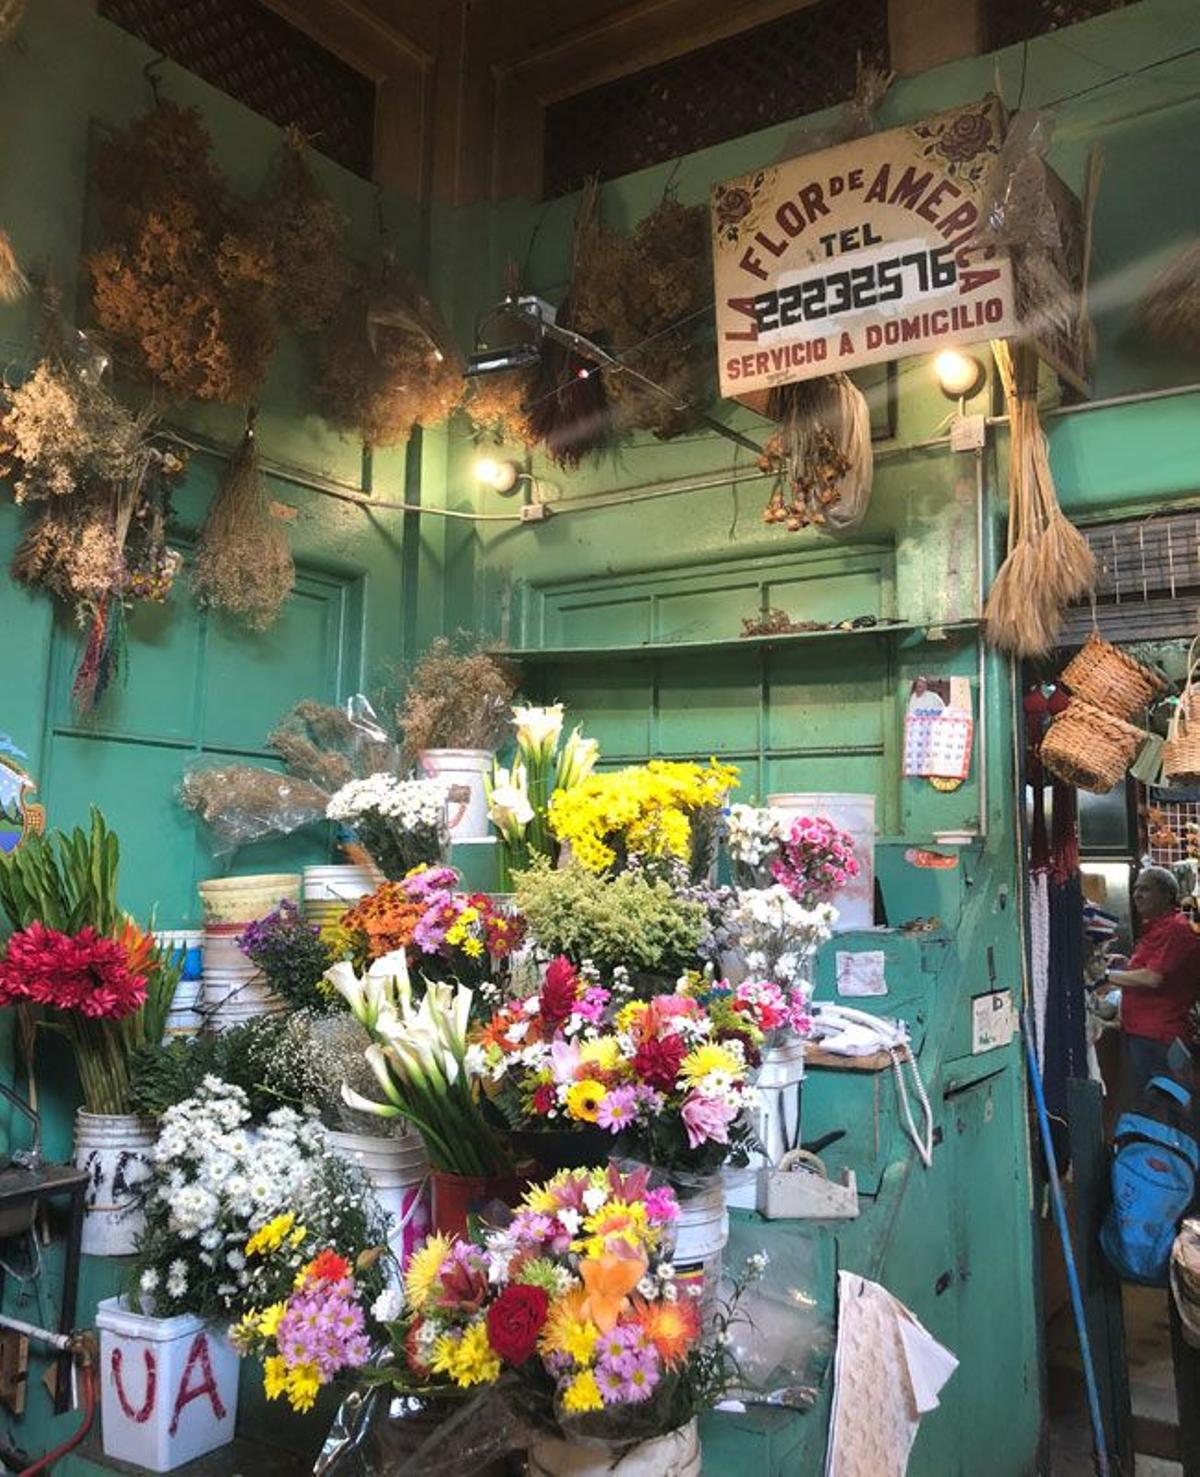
[580,1248,647,1334]
[118,919,155,976]
[305,1249,351,1284]
[629,1295,700,1368]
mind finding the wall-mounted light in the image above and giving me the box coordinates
[933,350,985,400]
[474,456,521,494]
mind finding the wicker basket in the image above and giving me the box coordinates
[1059,633,1166,721]
[1040,698,1147,794]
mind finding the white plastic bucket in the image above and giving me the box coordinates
[96,1297,239,1471]
[163,979,204,1041]
[327,1129,431,1268]
[303,864,375,902]
[153,931,204,981]
[418,749,492,839]
[73,1112,157,1257]
[528,1419,700,1477]
[206,995,286,1032]
[670,1178,728,1320]
[767,792,876,930]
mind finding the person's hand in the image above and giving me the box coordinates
[1105,952,1128,970]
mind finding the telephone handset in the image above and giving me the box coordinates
[810,1005,933,1168]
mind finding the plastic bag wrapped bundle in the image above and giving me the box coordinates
[179,765,331,855]
[315,1383,517,1477]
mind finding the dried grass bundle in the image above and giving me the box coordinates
[268,698,397,790]
[574,190,711,440]
[0,229,28,302]
[259,128,347,332]
[846,55,895,137]
[193,421,294,630]
[179,764,330,854]
[1139,241,1200,356]
[397,634,518,760]
[89,103,276,403]
[761,374,874,532]
[314,273,463,446]
[984,340,1094,656]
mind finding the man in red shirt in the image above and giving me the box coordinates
[1104,866,1200,1102]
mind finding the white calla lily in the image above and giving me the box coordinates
[513,703,564,760]
[340,1082,401,1119]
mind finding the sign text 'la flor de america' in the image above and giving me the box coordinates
[711,98,1019,399]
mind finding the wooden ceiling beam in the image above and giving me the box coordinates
[258,0,434,80]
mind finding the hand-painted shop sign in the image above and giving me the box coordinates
[711,98,1019,398]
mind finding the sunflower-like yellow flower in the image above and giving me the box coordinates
[615,1001,649,1033]
[565,1079,607,1123]
[576,1198,653,1259]
[284,1361,322,1412]
[541,1287,599,1367]
[561,1369,604,1413]
[679,1041,741,1086]
[404,1232,454,1311]
[258,1301,287,1339]
[263,1355,288,1401]
[579,1037,620,1072]
[246,1212,303,1258]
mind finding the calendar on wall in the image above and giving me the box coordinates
[903,677,974,782]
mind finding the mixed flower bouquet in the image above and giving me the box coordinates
[391,1167,695,1415]
[132,1076,389,1323]
[471,961,758,1177]
[239,900,334,1013]
[234,1241,373,1412]
[0,808,180,1113]
[326,774,448,880]
[487,704,599,874]
[328,952,513,1177]
[548,759,738,879]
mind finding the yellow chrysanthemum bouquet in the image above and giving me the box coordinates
[548,759,739,879]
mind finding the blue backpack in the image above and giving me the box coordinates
[1100,1076,1198,1286]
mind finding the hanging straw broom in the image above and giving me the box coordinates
[193,411,294,630]
[984,340,1094,656]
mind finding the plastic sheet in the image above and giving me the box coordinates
[716,1217,834,1411]
[316,1383,516,1477]
[974,111,1061,253]
[178,764,330,856]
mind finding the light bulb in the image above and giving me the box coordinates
[933,350,984,399]
[474,456,521,494]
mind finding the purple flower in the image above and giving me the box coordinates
[595,1360,628,1404]
[595,1086,638,1133]
[576,986,610,1024]
[403,866,459,900]
[618,1346,661,1402]
[680,1093,734,1149]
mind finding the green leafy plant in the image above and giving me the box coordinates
[513,856,708,979]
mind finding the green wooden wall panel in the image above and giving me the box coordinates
[553,597,653,650]
[549,664,654,760]
[655,654,761,757]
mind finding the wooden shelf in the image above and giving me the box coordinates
[495,619,980,664]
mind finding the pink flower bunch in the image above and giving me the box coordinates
[731,979,813,1039]
[274,1256,371,1383]
[0,922,147,1019]
[771,815,859,908]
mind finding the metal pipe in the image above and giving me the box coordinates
[0,1312,74,1353]
[974,446,989,840]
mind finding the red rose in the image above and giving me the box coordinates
[539,956,579,1029]
[633,1034,687,1092]
[716,185,753,228]
[485,1283,549,1365]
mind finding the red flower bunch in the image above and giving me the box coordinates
[539,956,580,1030]
[0,922,147,1019]
[485,1283,549,1365]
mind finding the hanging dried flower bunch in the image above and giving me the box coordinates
[314,267,463,445]
[0,358,153,501]
[258,127,347,333]
[464,371,538,447]
[193,416,294,630]
[760,375,874,532]
[574,188,711,440]
[983,340,1094,657]
[0,230,28,303]
[12,491,125,603]
[88,102,277,403]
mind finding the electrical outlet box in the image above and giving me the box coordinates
[950,413,986,451]
[520,502,552,522]
[971,989,1016,1054]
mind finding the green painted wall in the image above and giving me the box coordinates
[0,0,1197,1471]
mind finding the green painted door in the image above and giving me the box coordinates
[37,566,359,926]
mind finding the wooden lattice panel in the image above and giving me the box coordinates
[988,0,1140,48]
[98,0,376,178]
[543,0,889,198]
[1146,799,1200,867]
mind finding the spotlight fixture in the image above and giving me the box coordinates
[474,456,521,494]
[465,341,543,378]
[933,350,985,400]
